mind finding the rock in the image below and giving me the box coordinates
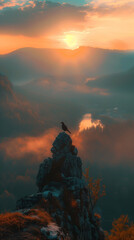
[36,157,53,191]
[16,193,42,210]
[71,145,78,155]
[63,177,85,190]
[52,132,72,155]
[41,222,64,240]
[16,132,105,240]
[62,154,82,178]
[36,132,82,191]
[99,228,106,240]
[42,187,62,199]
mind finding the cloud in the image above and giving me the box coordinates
[92,0,132,6]
[1,118,132,168]
[72,120,134,166]
[0,128,58,161]
[79,113,104,132]
[33,77,109,95]
[2,116,131,168]
[0,0,35,10]
[88,0,134,15]
[0,127,58,212]
[0,0,134,51]
[0,1,87,36]
[111,39,128,50]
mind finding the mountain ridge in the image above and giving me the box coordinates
[1,46,134,84]
[1,46,134,56]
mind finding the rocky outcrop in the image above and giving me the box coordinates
[16,132,105,240]
[36,132,82,191]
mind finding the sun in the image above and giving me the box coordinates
[64,34,79,50]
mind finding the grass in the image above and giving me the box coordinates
[0,208,52,239]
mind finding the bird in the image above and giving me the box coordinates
[61,122,71,134]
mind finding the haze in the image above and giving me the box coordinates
[0,0,134,231]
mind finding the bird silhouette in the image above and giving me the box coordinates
[61,122,71,134]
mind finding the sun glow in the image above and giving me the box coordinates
[64,34,79,50]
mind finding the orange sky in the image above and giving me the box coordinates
[0,35,56,55]
[0,0,134,54]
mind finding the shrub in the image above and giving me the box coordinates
[84,168,106,211]
[105,215,134,240]
[0,208,51,238]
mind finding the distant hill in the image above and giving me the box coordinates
[86,66,134,93]
[0,74,43,137]
[0,47,134,83]
[0,74,14,97]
